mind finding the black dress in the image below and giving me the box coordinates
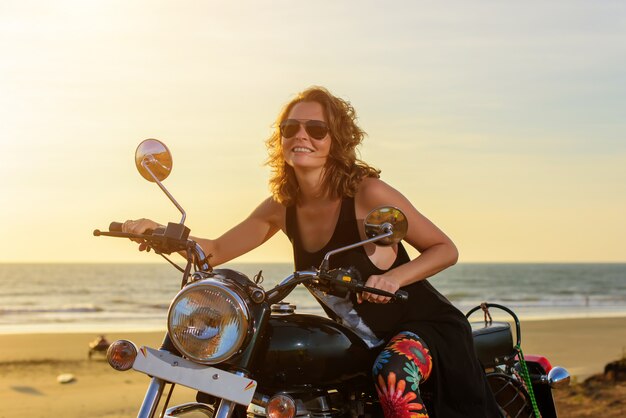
[286,197,501,417]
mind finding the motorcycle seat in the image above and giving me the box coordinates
[470,321,516,368]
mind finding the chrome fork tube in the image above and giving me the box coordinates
[214,400,237,418]
[137,377,166,418]
[213,370,247,418]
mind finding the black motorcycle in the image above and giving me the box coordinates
[95,139,570,418]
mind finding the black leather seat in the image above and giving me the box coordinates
[470,321,516,368]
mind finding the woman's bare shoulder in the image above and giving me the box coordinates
[356,177,409,208]
[254,196,287,227]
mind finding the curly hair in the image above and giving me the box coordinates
[266,86,380,206]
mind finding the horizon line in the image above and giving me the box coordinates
[1,260,625,265]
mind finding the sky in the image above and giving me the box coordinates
[1,0,625,263]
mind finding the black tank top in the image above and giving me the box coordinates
[286,196,502,417]
[286,196,458,339]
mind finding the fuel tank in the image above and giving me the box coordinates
[251,313,376,390]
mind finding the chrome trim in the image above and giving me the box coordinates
[548,366,571,389]
[137,377,166,418]
[320,231,393,270]
[213,370,249,417]
[278,271,318,286]
[214,400,238,418]
[193,243,211,272]
[142,155,186,224]
[252,392,270,408]
[164,402,214,417]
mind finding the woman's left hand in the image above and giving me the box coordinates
[358,274,400,304]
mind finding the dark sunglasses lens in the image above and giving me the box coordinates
[280,120,300,138]
[305,121,328,140]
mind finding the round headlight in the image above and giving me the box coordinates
[167,279,250,364]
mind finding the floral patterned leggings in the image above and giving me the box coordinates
[372,331,433,418]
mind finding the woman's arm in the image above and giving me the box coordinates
[355,178,458,303]
[195,197,284,266]
[122,197,285,267]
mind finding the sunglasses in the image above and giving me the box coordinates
[279,119,329,140]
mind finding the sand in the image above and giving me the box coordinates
[1,317,625,417]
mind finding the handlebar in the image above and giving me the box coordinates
[96,223,407,303]
[267,267,408,305]
[105,221,163,235]
[323,267,408,302]
[356,283,408,302]
[94,221,209,271]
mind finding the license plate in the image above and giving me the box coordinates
[133,346,257,406]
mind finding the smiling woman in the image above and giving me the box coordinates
[121,85,501,417]
[280,102,332,172]
[266,87,380,208]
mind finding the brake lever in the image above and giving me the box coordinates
[93,228,187,256]
[93,229,150,239]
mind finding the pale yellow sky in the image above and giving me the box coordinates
[1,1,625,263]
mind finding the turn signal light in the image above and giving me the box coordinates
[106,339,137,371]
[266,393,296,418]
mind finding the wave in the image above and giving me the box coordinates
[142,303,170,310]
[0,304,104,315]
[444,292,476,301]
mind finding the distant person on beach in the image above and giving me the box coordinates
[123,86,500,417]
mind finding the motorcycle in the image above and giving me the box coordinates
[95,139,570,418]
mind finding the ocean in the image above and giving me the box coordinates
[1,262,625,334]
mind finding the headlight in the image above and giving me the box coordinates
[167,279,250,364]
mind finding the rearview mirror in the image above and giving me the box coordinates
[135,139,173,183]
[320,206,408,270]
[134,139,186,224]
[364,206,407,246]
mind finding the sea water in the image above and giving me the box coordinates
[1,262,624,334]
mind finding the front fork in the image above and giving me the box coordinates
[138,377,166,418]
[136,304,271,418]
[136,377,239,418]
[213,400,239,417]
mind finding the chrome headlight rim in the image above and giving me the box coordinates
[167,278,251,364]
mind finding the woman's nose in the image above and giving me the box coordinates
[294,122,309,139]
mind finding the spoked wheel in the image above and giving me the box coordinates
[487,372,535,418]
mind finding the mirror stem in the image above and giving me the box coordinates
[320,230,393,271]
[142,157,187,224]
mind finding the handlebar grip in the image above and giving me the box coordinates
[395,290,409,302]
[109,222,123,232]
[108,222,162,236]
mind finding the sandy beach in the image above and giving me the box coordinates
[1,317,625,417]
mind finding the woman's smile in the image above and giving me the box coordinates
[281,101,330,169]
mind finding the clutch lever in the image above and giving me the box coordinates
[93,229,152,240]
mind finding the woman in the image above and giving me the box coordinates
[123,86,500,417]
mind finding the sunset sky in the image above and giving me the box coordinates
[1,1,625,263]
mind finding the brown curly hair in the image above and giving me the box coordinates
[266,86,380,206]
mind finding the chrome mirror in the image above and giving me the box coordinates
[364,206,407,246]
[135,139,173,183]
[134,139,185,224]
[320,206,408,270]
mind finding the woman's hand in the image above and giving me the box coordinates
[357,274,400,304]
[122,218,162,250]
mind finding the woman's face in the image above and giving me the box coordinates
[281,101,331,171]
